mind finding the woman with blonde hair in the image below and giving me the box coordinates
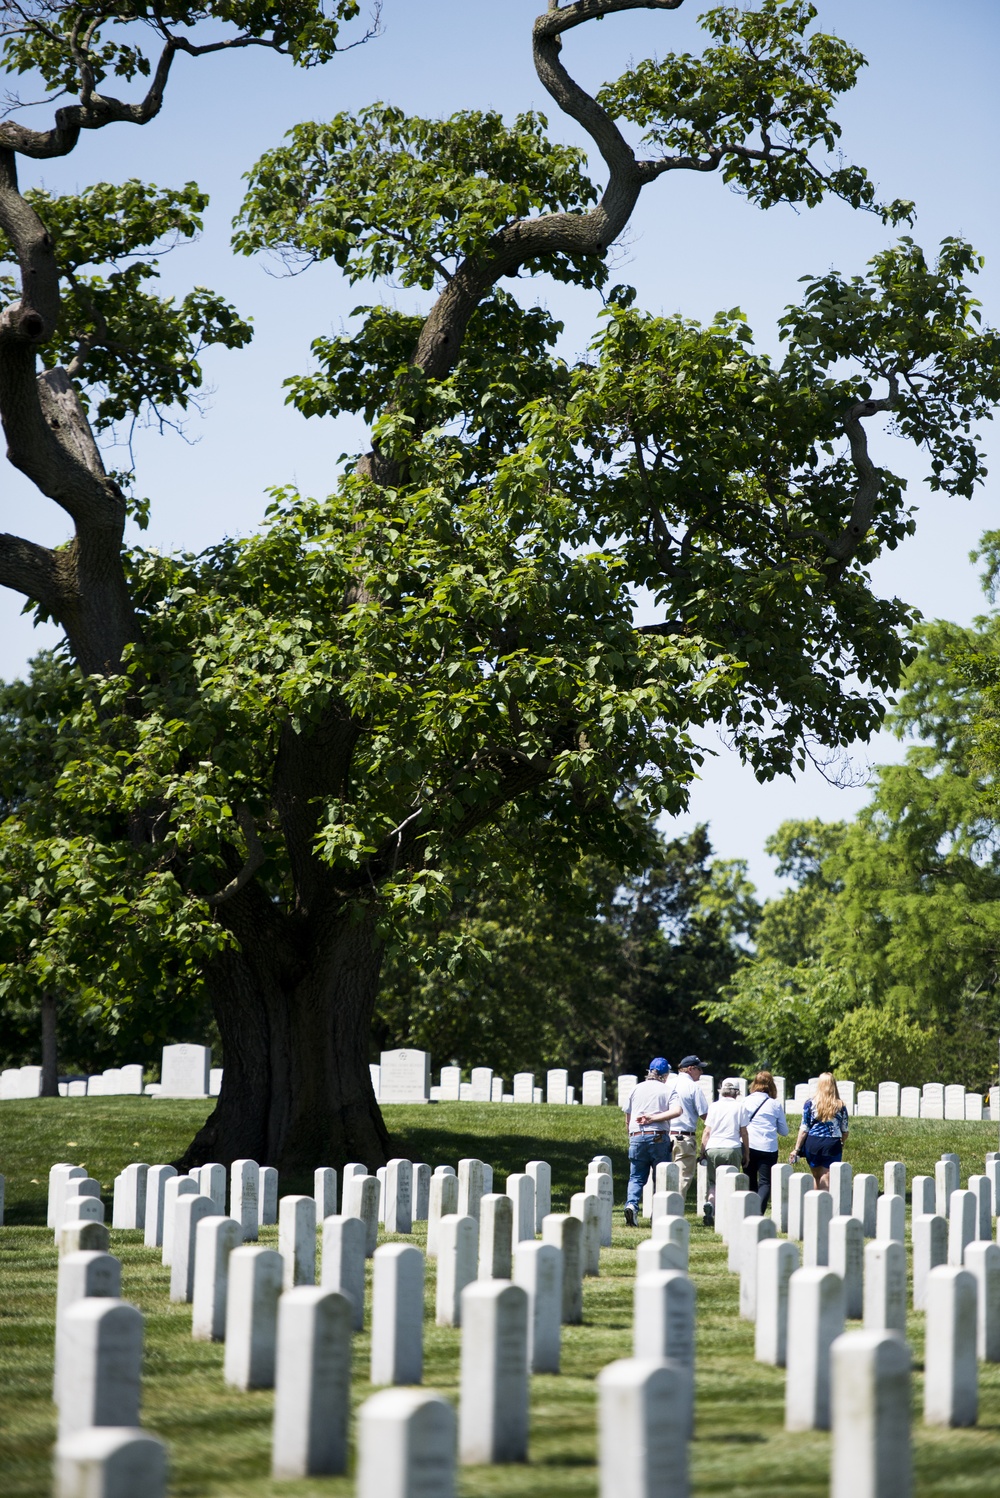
[745,1070,788,1209]
[789,1072,849,1190]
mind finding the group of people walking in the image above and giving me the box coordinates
[622,1057,850,1227]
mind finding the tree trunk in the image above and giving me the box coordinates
[40,990,58,1096]
[178,894,391,1181]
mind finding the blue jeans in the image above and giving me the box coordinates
[627,1135,673,1210]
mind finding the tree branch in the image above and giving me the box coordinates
[824,380,898,572]
[0,528,62,609]
[0,146,60,338]
[205,808,267,908]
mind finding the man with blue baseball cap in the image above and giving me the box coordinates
[621,1057,682,1227]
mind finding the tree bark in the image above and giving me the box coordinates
[40,991,58,1096]
[178,892,392,1179]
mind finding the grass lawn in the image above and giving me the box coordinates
[2,1100,1000,1496]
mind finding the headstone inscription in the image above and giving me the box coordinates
[231,1159,259,1242]
[380,1049,430,1104]
[159,1043,211,1097]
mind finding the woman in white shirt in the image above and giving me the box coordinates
[699,1078,749,1227]
[744,1070,788,1209]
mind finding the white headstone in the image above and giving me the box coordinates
[924,1265,977,1426]
[526,1160,552,1229]
[852,1173,878,1237]
[320,1215,366,1331]
[58,1299,143,1440]
[514,1239,562,1373]
[197,1162,227,1214]
[877,1082,900,1117]
[784,1267,845,1430]
[159,1043,210,1097]
[355,1388,456,1498]
[875,1193,905,1246]
[192,1215,242,1340]
[922,1082,945,1119]
[224,1245,283,1389]
[457,1159,486,1223]
[412,1163,431,1222]
[506,1173,535,1243]
[478,1193,513,1281]
[258,1166,279,1226]
[911,1175,935,1217]
[582,1070,606,1106]
[54,1428,167,1498]
[948,1188,977,1266]
[542,1213,583,1324]
[546,1068,569,1105]
[161,1176,199,1266]
[770,1163,792,1234]
[470,1066,493,1102]
[912,1213,948,1311]
[900,1086,921,1118]
[271,1286,352,1478]
[740,1216,777,1320]
[829,1161,853,1218]
[570,1191,601,1276]
[856,1091,877,1117]
[632,1269,695,1433]
[230,1159,259,1242]
[54,1251,121,1406]
[112,1164,148,1231]
[787,1173,814,1242]
[380,1049,430,1104]
[313,1167,338,1221]
[278,1195,317,1288]
[170,1193,216,1302]
[587,1171,614,1248]
[830,1330,912,1498]
[802,1189,832,1269]
[617,1074,638,1108]
[728,1191,762,1273]
[968,1174,991,1241]
[371,1243,424,1386]
[651,1214,690,1269]
[755,1239,799,1366]
[598,1358,690,1497]
[829,1215,864,1320]
[965,1241,1000,1362]
[436,1214,479,1327]
[370,1063,381,1100]
[458,1280,529,1464]
[936,1157,960,1219]
[439,1066,461,1101]
[863,1240,907,1333]
[512,1072,534,1103]
[883,1160,905,1198]
[384,1159,413,1234]
[944,1084,966,1120]
[142,1165,177,1249]
[427,1172,459,1258]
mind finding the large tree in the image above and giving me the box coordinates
[0,0,997,1171]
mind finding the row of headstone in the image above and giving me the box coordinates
[785,1077,999,1121]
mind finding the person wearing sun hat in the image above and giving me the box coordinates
[621,1057,682,1227]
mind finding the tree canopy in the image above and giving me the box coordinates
[0,0,997,1168]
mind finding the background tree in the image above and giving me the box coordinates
[375,822,758,1079]
[0,0,998,1171]
[712,606,1000,1091]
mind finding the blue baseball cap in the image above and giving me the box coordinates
[649,1057,671,1075]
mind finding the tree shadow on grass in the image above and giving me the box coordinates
[388,1124,627,1208]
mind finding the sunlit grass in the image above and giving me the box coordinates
[2,1100,999,1495]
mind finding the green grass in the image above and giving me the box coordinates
[2,1101,1000,1496]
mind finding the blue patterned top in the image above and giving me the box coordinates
[802,1099,849,1139]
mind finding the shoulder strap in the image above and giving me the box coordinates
[748,1094,769,1121]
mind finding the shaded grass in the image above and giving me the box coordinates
[2,1101,1000,1495]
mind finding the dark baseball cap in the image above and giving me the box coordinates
[679,1055,705,1069]
[648,1057,671,1075]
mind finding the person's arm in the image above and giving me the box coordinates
[776,1105,789,1138]
[789,1119,808,1162]
[840,1106,850,1138]
[740,1125,749,1165]
[634,1102,682,1125]
[700,1120,712,1148]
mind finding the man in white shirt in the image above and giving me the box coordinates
[669,1055,710,1200]
[621,1057,682,1227]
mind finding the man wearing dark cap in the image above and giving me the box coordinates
[670,1056,710,1200]
[621,1057,682,1227]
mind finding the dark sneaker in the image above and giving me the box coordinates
[702,1202,714,1228]
[623,1204,637,1228]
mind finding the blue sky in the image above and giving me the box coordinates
[1,0,997,896]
